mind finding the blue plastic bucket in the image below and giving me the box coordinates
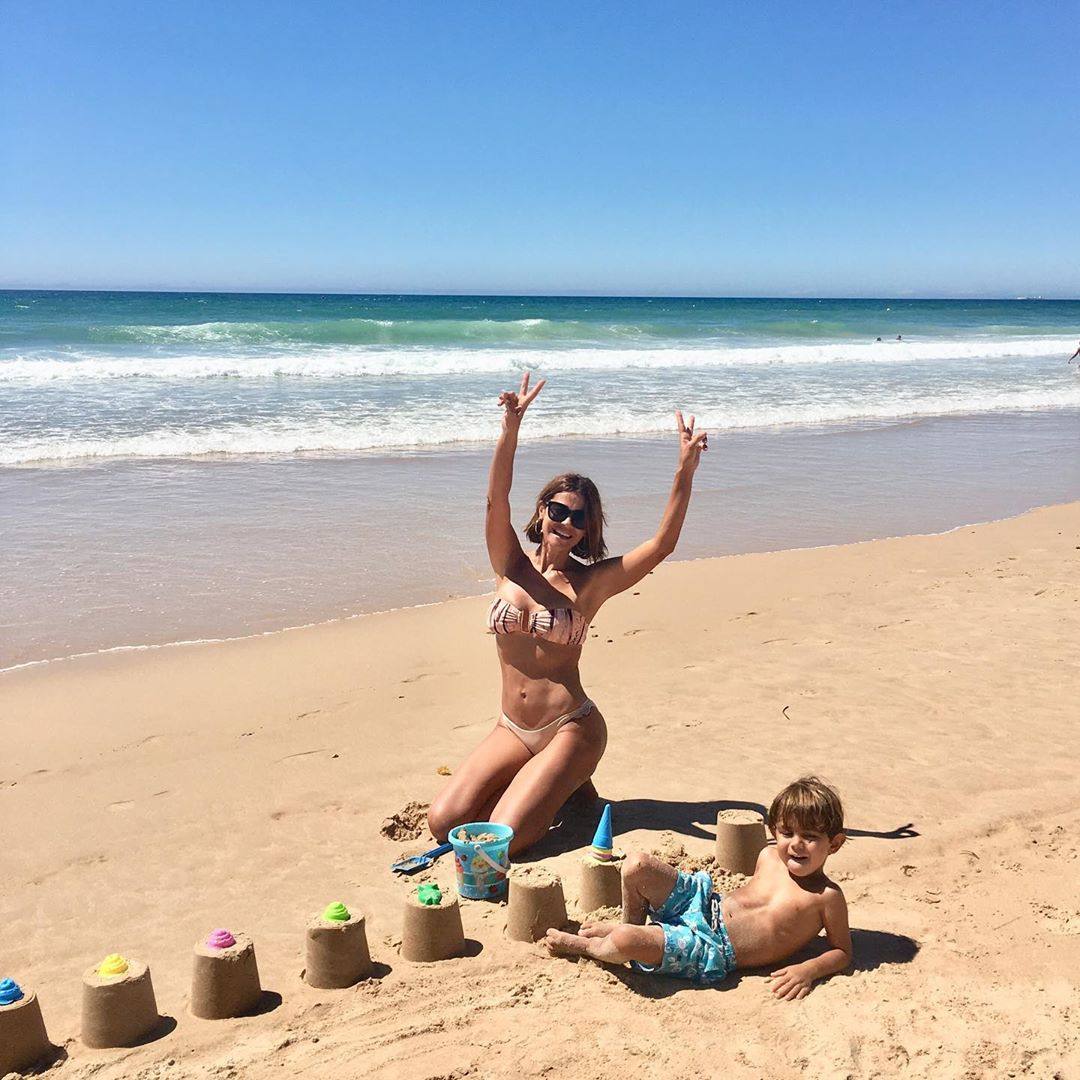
[449,821,514,899]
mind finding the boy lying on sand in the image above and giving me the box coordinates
[544,777,852,998]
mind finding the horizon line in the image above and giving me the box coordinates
[2,287,1079,302]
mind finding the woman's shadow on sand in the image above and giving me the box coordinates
[522,794,918,862]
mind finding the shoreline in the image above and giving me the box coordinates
[4,494,1076,677]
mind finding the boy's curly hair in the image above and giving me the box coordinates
[768,776,844,837]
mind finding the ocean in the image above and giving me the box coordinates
[3,291,1079,668]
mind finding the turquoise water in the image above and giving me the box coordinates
[2,292,1079,464]
[2,291,1078,668]
[6,292,1080,347]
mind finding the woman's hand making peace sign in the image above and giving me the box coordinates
[498,371,546,429]
[675,410,708,473]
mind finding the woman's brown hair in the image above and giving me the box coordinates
[524,473,608,563]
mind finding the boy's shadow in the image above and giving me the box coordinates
[600,928,920,999]
[522,794,918,861]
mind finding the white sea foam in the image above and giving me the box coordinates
[5,385,1080,466]
[0,336,1074,383]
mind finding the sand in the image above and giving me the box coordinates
[1,502,1078,1078]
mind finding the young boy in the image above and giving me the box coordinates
[544,776,852,999]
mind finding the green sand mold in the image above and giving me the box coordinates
[417,883,442,906]
[322,902,351,922]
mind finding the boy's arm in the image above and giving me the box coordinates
[768,887,853,1001]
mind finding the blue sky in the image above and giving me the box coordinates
[2,2,1078,296]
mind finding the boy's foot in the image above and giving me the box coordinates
[579,921,618,938]
[543,929,593,958]
[544,924,657,967]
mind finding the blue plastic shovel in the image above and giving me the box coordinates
[390,842,453,875]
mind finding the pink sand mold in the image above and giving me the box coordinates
[191,930,262,1020]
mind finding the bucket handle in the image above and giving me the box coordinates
[471,842,508,875]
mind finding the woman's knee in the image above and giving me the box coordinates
[427,801,451,843]
[427,791,470,842]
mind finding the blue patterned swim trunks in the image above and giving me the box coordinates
[632,869,737,984]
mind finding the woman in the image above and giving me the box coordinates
[428,373,708,854]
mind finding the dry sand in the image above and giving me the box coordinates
[1,502,1078,1079]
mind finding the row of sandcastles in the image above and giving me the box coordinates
[0,805,767,1076]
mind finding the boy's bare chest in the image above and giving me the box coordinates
[726,864,822,921]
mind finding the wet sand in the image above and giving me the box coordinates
[4,408,1080,669]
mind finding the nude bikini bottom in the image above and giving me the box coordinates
[499,698,596,755]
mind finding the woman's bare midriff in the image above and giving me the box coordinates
[495,634,590,729]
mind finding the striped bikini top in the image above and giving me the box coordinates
[487,596,589,648]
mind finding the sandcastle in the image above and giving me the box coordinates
[81,954,161,1048]
[0,978,52,1074]
[401,883,466,962]
[715,808,767,875]
[579,804,625,912]
[190,929,263,1019]
[305,902,373,988]
[505,865,568,942]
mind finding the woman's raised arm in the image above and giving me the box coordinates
[485,372,546,576]
[587,410,707,602]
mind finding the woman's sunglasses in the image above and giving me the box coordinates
[546,500,587,530]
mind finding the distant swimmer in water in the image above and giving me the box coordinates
[875,336,882,342]
[1069,341,1080,363]
[896,335,902,341]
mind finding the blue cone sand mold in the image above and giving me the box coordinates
[580,804,625,912]
[591,804,614,861]
[0,977,25,1005]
